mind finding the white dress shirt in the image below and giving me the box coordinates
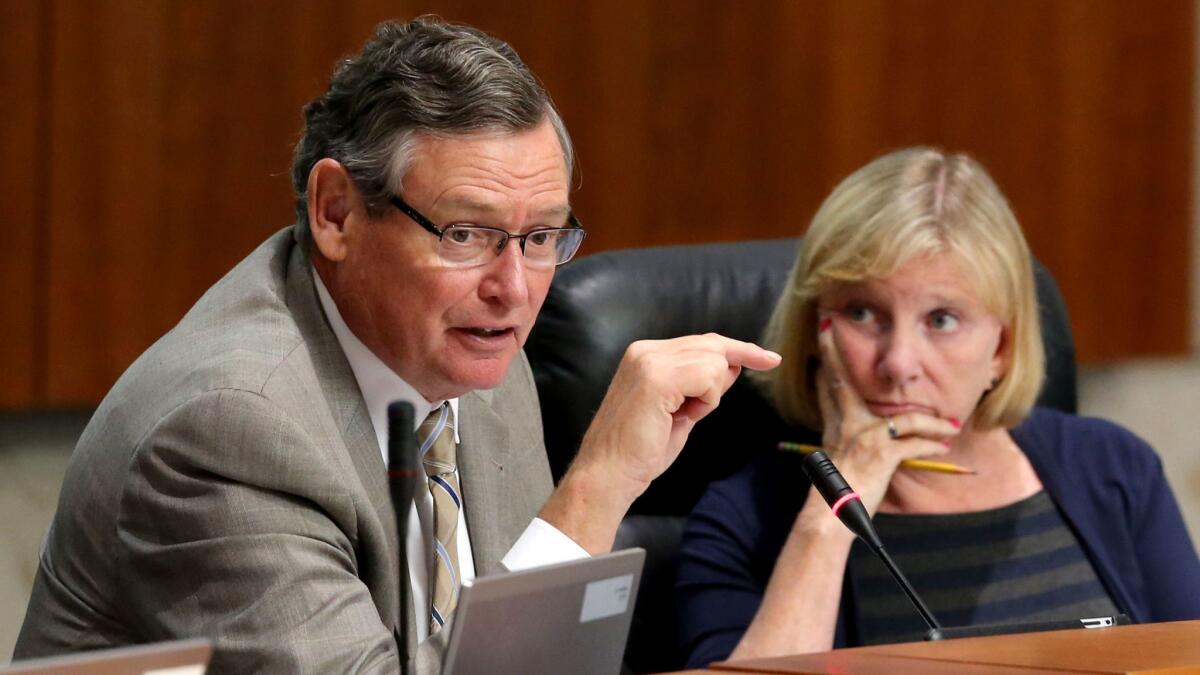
[312,272,587,641]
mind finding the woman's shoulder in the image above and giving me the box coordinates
[1015,406,1153,448]
[1013,407,1161,478]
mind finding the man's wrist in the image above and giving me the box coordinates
[538,461,636,555]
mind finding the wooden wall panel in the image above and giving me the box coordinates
[3,0,1192,407]
[0,1,42,407]
[521,0,1192,363]
[41,2,400,405]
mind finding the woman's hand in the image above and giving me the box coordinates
[732,314,964,660]
[813,314,960,513]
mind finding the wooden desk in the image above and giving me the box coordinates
[705,620,1200,674]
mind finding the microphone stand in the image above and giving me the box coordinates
[801,450,941,631]
[873,543,941,632]
[387,402,419,675]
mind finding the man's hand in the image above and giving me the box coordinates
[538,333,781,553]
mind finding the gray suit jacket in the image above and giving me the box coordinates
[14,226,555,674]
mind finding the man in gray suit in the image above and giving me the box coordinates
[14,17,780,674]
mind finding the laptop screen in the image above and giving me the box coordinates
[442,548,645,675]
[1,639,211,675]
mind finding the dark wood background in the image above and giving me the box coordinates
[1,0,1192,408]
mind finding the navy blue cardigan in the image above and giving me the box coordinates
[677,407,1200,667]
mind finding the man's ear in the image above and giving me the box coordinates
[307,158,358,263]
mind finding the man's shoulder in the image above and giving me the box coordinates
[99,227,332,442]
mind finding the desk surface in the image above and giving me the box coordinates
[703,620,1200,674]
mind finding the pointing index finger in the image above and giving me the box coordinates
[661,333,782,371]
[721,338,782,371]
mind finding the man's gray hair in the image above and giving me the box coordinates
[291,17,574,227]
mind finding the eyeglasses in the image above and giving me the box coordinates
[388,194,587,270]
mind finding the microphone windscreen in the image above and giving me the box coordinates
[387,402,416,470]
[801,450,852,505]
[801,450,883,549]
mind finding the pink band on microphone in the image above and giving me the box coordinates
[830,492,861,518]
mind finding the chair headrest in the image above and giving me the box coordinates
[527,238,1077,516]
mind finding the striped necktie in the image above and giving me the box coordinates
[419,402,461,633]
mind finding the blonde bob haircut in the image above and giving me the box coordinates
[757,147,1044,431]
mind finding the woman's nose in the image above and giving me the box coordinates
[876,326,923,385]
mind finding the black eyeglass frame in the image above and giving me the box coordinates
[387,193,586,267]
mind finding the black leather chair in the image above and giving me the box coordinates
[524,238,1077,673]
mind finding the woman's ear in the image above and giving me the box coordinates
[989,326,1010,390]
[307,158,358,263]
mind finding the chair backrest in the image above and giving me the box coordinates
[527,238,1077,511]
[524,237,1078,672]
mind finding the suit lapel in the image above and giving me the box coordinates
[281,227,546,665]
[285,241,390,518]
[284,238,401,629]
[458,387,518,577]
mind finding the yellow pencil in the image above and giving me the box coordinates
[777,442,976,476]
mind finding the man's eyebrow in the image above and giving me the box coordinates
[533,204,572,220]
[438,195,501,215]
[439,196,572,222]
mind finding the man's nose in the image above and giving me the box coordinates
[479,240,531,306]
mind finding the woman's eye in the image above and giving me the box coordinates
[929,310,959,331]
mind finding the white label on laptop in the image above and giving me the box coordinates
[579,573,633,623]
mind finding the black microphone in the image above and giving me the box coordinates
[387,401,419,673]
[801,450,941,631]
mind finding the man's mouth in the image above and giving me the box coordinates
[461,327,514,338]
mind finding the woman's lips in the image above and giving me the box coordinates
[866,401,938,417]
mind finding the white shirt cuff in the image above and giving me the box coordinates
[500,517,590,571]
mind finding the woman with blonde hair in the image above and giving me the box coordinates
[677,148,1200,665]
